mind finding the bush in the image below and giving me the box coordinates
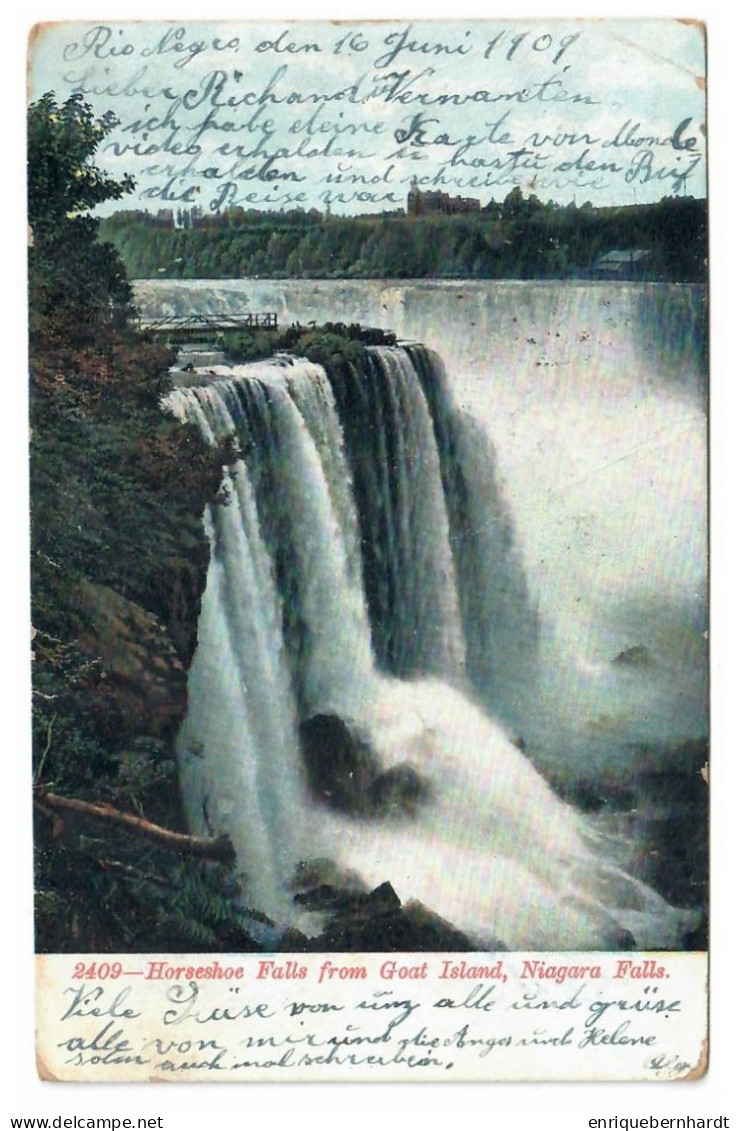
[219,321,396,366]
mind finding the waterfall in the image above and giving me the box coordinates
[324,347,466,682]
[165,344,697,949]
[403,344,539,728]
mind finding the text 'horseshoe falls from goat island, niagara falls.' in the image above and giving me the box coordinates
[156,279,707,953]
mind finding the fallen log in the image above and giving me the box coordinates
[34,790,236,864]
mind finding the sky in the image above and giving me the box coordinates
[28,18,707,215]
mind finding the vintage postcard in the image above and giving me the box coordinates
[28,18,708,1082]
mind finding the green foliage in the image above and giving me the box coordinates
[28,93,136,344]
[28,92,134,231]
[217,329,279,363]
[101,196,708,283]
[35,835,258,953]
[219,321,397,365]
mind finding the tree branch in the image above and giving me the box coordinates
[34,790,236,864]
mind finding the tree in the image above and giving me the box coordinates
[28,92,133,231]
[28,92,135,342]
[501,186,524,219]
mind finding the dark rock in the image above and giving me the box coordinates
[293,884,384,916]
[299,714,432,819]
[292,857,369,896]
[196,924,263,953]
[401,900,496,951]
[293,884,350,912]
[297,879,400,919]
[299,714,380,814]
[363,880,402,916]
[606,926,637,950]
[367,762,432,817]
[290,880,478,953]
[161,557,209,666]
[567,777,635,814]
[633,736,708,779]
[612,644,655,669]
[684,914,708,951]
[631,739,708,912]
[543,767,636,814]
[277,927,311,951]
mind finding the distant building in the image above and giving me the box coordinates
[591,249,652,280]
[407,178,481,217]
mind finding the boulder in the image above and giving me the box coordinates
[367,762,432,817]
[288,882,478,952]
[612,643,655,669]
[299,714,431,818]
[292,857,368,896]
[70,579,188,740]
[298,713,380,814]
[401,899,498,951]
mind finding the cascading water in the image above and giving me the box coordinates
[403,344,539,729]
[164,341,698,950]
[142,279,708,771]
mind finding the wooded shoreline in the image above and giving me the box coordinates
[101,194,707,284]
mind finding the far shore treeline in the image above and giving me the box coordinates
[101,193,706,283]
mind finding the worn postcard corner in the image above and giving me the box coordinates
[28,17,708,1083]
[678,1038,709,1082]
